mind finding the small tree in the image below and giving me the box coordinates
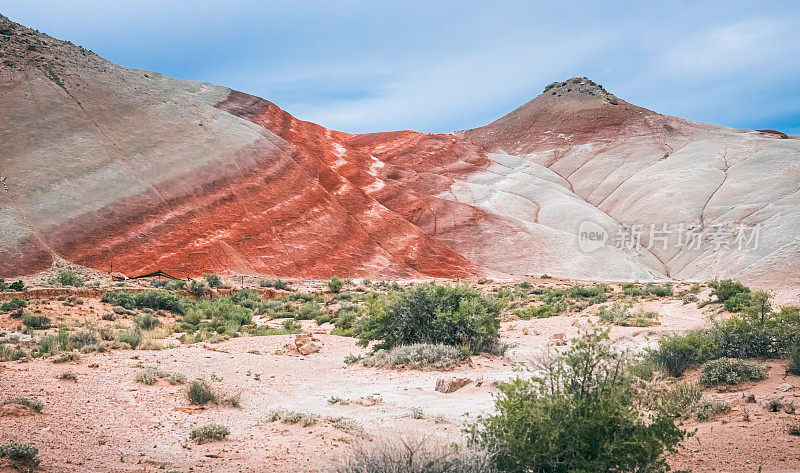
[472,328,689,472]
[746,290,772,323]
[327,275,344,293]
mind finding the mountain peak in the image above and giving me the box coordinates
[541,76,619,105]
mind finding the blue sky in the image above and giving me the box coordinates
[4,1,800,135]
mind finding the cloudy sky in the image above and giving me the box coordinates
[4,1,800,135]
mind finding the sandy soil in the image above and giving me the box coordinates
[1,287,799,472]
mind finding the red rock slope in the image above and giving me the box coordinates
[2,16,798,284]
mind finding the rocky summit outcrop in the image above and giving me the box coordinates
[1,16,798,287]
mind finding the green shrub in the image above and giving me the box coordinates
[0,442,39,465]
[204,273,222,288]
[267,408,318,426]
[623,282,674,298]
[333,435,496,473]
[0,344,26,361]
[695,397,731,420]
[723,291,751,312]
[190,423,230,443]
[182,298,252,336]
[315,314,333,325]
[102,290,135,309]
[22,315,50,330]
[188,280,208,296]
[0,297,27,312]
[296,301,323,320]
[715,303,798,358]
[135,290,184,313]
[471,329,688,473]
[115,329,142,349]
[8,280,24,291]
[38,328,70,354]
[514,304,556,320]
[597,303,659,327]
[135,367,161,385]
[188,380,216,405]
[331,305,360,337]
[709,279,749,302]
[650,330,719,377]
[362,343,464,370]
[0,278,5,291]
[328,275,344,293]
[260,278,290,290]
[48,268,84,287]
[2,397,43,413]
[700,358,766,386]
[658,382,702,418]
[357,283,503,355]
[133,313,160,330]
[788,337,800,375]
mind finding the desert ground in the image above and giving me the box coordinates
[1,273,799,473]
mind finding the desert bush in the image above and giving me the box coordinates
[624,282,674,298]
[296,301,324,320]
[102,290,184,314]
[650,330,719,377]
[723,291,751,312]
[229,289,267,312]
[38,328,70,354]
[658,382,703,418]
[357,283,503,356]
[0,442,39,466]
[315,314,333,325]
[22,314,50,329]
[48,268,84,287]
[8,280,24,291]
[133,313,160,330]
[68,331,97,350]
[181,297,252,337]
[513,304,556,320]
[695,397,731,420]
[190,423,230,443]
[597,303,659,326]
[267,408,319,427]
[188,279,209,296]
[135,367,161,385]
[709,279,749,302]
[788,337,800,375]
[204,273,222,288]
[2,397,43,413]
[115,329,142,349]
[715,303,798,359]
[471,328,688,473]
[260,278,291,290]
[328,275,344,293]
[789,422,800,436]
[188,380,216,405]
[0,297,27,312]
[700,358,766,386]
[362,343,464,370]
[331,305,360,337]
[52,351,80,363]
[762,395,786,412]
[0,344,26,361]
[333,434,496,473]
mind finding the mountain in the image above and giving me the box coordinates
[1,15,799,286]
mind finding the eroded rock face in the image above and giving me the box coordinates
[435,377,473,394]
[294,334,321,356]
[1,16,799,287]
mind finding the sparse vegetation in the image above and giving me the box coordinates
[333,435,496,473]
[0,441,39,466]
[709,279,749,303]
[267,408,319,427]
[699,358,766,386]
[204,273,223,288]
[260,278,290,290]
[471,328,689,473]
[658,382,703,419]
[695,397,731,421]
[2,397,43,413]
[187,380,216,405]
[357,283,504,356]
[115,329,142,349]
[48,268,85,287]
[0,297,27,312]
[362,343,463,370]
[22,314,51,329]
[597,302,659,326]
[328,275,344,293]
[189,423,230,443]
